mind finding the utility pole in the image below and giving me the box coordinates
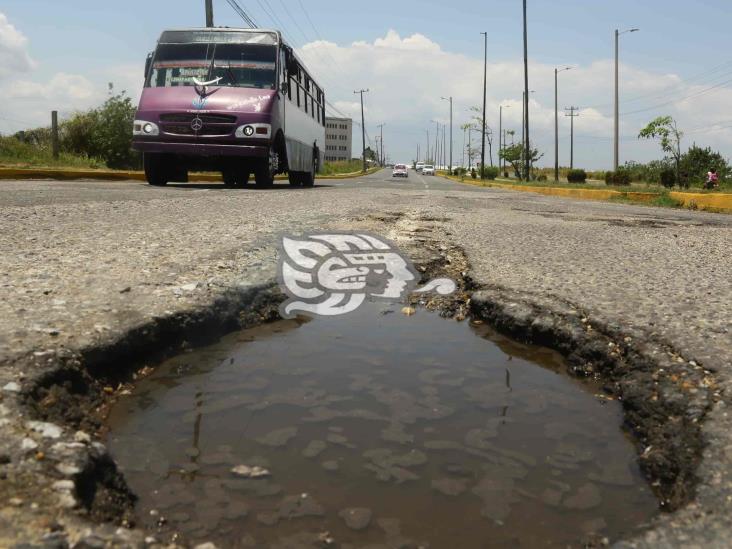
[461,126,466,169]
[442,125,447,171]
[480,32,488,179]
[205,0,214,27]
[555,67,571,181]
[433,120,439,166]
[426,129,430,163]
[522,0,530,181]
[377,123,385,166]
[615,28,639,171]
[51,110,59,160]
[499,105,510,175]
[565,106,579,170]
[354,89,369,172]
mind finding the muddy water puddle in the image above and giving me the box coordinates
[106,303,658,547]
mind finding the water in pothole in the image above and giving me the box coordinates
[106,302,658,548]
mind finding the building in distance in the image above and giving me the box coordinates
[324,117,353,162]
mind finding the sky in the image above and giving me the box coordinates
[1,0,732,169]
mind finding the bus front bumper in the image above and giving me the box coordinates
[132,140,269,158]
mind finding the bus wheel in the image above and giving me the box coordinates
[144,153,169,186]
[288,172,301,186]
[301,155,316,188]
[235,171,250,186]
[222,169,237,187]
[255,147,277,188]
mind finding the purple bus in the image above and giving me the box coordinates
[132,28,325,188]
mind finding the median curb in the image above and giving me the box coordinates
[0,167,380,183]
[443,174,732,213]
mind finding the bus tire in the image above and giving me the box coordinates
[288,172,301,186]
[301,154,317,188]
[236,171,250,186]
[222,169,237,187]
[255,146,277,188]
[144,153,169,186]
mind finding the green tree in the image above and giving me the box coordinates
[638,116,684,187]
[499,143,544,180]
[468,106,493,166]
[679,145,729,186]
[364,146,378,162]
[94,93,139,169]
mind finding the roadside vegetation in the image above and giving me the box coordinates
[319,159,365,175]
[1,93,139,170]
[1,93,366,177]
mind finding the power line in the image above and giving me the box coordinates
[582,59,732,111]
[225,0,258,28]
[622,76,732,117]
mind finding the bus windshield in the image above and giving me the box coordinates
[147,43,277,90]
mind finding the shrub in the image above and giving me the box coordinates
[471,168,477,179]
[605,169,631,186]
[615,169,631,186]
[659,168,676,188]
[481,166,499,180]
[537,174,548,181]
[588,171,605,181]
[566,169,587,183]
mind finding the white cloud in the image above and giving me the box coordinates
[0,12,35,78]
[298,31,732,168]
[0,12,148,134]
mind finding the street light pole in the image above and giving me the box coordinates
[614,28,639,171]
[481,31,488,179]
[522,0,530,181]
[354,89,369,172]
[441,96,453,173]
[377,123,385,166]
[554,67,571,181]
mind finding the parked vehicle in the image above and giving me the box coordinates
[415,162,425,172]
[422,165,435,176]
[392,164,409,178]
[132,28,325,188]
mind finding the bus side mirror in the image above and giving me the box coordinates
[284,48,298,75]
[280,81,289,95]
[144,52,153,79]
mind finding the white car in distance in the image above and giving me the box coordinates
[392,164,409,178]
[422,165,435,176]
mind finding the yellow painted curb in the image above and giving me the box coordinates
[0,166,380,183]
[444,174,731,212]
[669,191,732,212]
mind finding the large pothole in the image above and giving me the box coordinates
[104,302,659,547]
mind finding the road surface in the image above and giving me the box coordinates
[0,169,730,547]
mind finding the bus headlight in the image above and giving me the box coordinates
[133,120,160,136]
[236,124,270,139]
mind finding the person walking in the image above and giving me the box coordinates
[706,168,719,190]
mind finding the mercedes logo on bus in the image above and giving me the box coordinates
[190,117,204,132]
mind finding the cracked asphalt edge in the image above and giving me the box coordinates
[0,211,726,548]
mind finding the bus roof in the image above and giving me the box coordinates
[159,28,281,45]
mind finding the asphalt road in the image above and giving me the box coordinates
[0,169,731,546]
